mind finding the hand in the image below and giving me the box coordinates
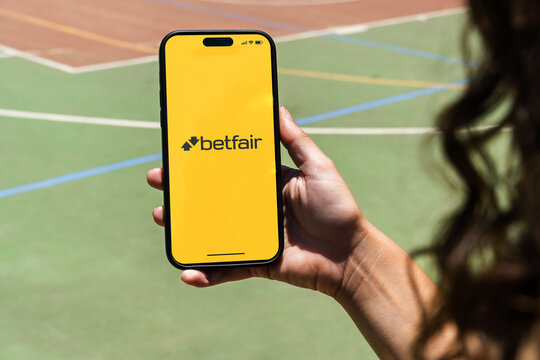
[147,107,366,298]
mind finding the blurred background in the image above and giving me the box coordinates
[0,0,468,358]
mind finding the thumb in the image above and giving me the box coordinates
[279,106,332,176]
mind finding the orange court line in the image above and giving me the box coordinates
[0,7,156,54]
[278,68,465,90]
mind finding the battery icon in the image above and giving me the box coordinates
[255,40,262,44]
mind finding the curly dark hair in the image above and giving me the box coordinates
[414,0,540,358]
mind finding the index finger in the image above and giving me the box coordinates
[147,168,164,190]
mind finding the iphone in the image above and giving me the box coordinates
[159,30,283,269]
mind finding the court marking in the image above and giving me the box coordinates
[0,7,156,54]
[2,0,466,69]
[0,44,76,72]
[0,123,507,199]
[278,68,464,89]
[324,8,465,35]
[0,0,469,200]
[146,0,468,66]
[146,0,303,31]
[304,127,438,135]
[0,78,467,198]
[0,107,448,134]
[0,108,445,134]
[0,79,465,129]
[0,130,431,199]
[68,55,159,73]
[325,34,473,66]
[0,153,162,199]
[0,8,466,74]
[0,108,453,134]
[305,125,507,135]
[0,109,159,128]
[296,79,467,125]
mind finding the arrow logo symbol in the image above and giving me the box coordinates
[189,136,199,146]
[181,141,192,151]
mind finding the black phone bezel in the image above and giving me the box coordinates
[158,30,284,270]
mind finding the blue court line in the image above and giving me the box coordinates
[0,81,468,199]
[0,153,162,199]
[146,0,303,32]
[146,0,470,66]
[325,35,474,67]
[296,79,467,125]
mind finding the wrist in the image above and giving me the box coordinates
[334,217,385,305]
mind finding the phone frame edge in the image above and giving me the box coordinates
[159,29,284,270]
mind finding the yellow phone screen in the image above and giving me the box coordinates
[160,31,283,268]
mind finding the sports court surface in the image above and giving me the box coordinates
[1,0,469,358]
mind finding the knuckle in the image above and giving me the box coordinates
[311,155,334,172]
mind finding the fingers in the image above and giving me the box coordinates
[181,267,254,287]
[148,168,165,225]
[147,168,164,190]
[279,107,333,176]
[281,165,302,192]
[153,205,165,227]
[181,270,210,287]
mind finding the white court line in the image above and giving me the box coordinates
[0,108,505,135]
[304,127,437,135]
[0,52,14,59]
[277,7,465,42]
[70,55,158,73]
[0,7,465,74]
[0,109,158,128]
[0,44,76,73]
[304,125,508,135]
[0,44,157,74]
[325,8,465,36]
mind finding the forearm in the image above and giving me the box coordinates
[335,219,457,359]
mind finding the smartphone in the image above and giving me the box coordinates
[159,30,283,269]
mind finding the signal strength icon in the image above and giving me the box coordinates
[241,41,248,45]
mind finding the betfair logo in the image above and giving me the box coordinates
[181,136,200,151]
[181,135,262,151]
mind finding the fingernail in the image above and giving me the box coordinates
[279,106,291,119]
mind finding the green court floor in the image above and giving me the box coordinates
[1,13,473,360]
